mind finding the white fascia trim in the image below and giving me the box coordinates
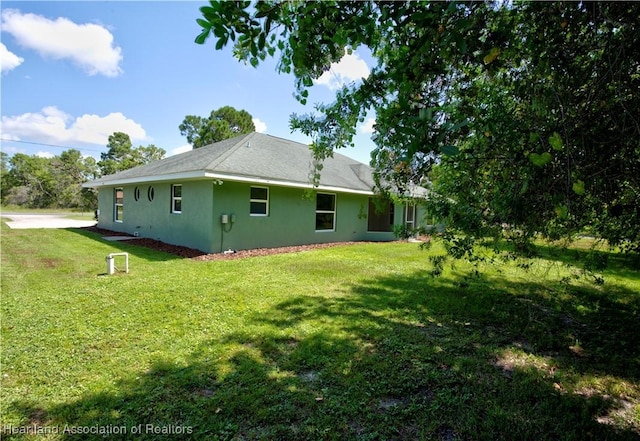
[83,171,374,195]
[82,171,207,188]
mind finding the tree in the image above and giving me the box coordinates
[98,132,166,176]
[179,105,255,148]
[50,149,99,210]
[4,153,55,208]
[138,144,166,164]
[195,1,640,252]
[2,150,99,209]
[98,132,135,176]
[0,151,11,203]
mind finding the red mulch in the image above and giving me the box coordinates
[82,226,360,260]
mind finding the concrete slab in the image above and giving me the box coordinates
[102,236,143,241]
[1,213,97,229]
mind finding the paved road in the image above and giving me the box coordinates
[0,213,97,229]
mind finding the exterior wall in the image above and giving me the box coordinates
[97,181,215,252]
[96,179,428,253]
[209,181,398,252]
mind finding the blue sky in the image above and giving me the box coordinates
[0,1,377,164]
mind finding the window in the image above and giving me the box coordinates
[367,198,394,232]
[315,193,336,231]
[250,186,269,216]
[134,186,140,201]
[171,184,182,213]
[147,186,155,201]
[114,187,124,222]
[404,204,416,229]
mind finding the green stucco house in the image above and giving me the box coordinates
[84,132,426,253]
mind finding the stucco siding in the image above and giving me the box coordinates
[97,181,215,252]
[209,182,396,252]
[97,179,427,254]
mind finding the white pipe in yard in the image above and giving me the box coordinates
[106,252,129,275]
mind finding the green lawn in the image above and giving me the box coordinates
[1,222,638,440]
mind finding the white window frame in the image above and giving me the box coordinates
[250,186,269,216]
[171,184,182,214]
[114,187,124,222]
[315,192,336,232]
[404,204,416,229]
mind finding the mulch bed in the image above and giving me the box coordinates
[82,226,360,260]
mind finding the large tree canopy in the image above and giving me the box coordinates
[196,1,640,252]
[179,105,255,148]
[2,150,98,209]
[98,132,166,176]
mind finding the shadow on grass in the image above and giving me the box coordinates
[68,227,188,263]
[522,241,640,282]
[6,269,640,440]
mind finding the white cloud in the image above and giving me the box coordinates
[1,106,147,146]
[315,50,370,91]
[35,151,54,158]
[0,42,24,73]
[170,144,193,156]
[252,118,267,133]
[1,9,123,77]
[359,117,376,134]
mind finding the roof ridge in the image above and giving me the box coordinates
[203,132,256,170]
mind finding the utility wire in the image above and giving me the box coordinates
[0,138,103,153]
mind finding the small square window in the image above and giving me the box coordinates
[250,186,268,216]
[315,193,336,231]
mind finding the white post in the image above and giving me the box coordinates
[106,255,115,275]
[106,253,129,275]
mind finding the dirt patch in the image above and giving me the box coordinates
[28,407,48,426]
[83,226,365,260]
[39,258,59,268]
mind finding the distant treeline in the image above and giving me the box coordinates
[1,132,165,210]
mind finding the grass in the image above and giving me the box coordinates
[1,221,639,440]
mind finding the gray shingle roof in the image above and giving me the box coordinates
[84,132,376,194]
